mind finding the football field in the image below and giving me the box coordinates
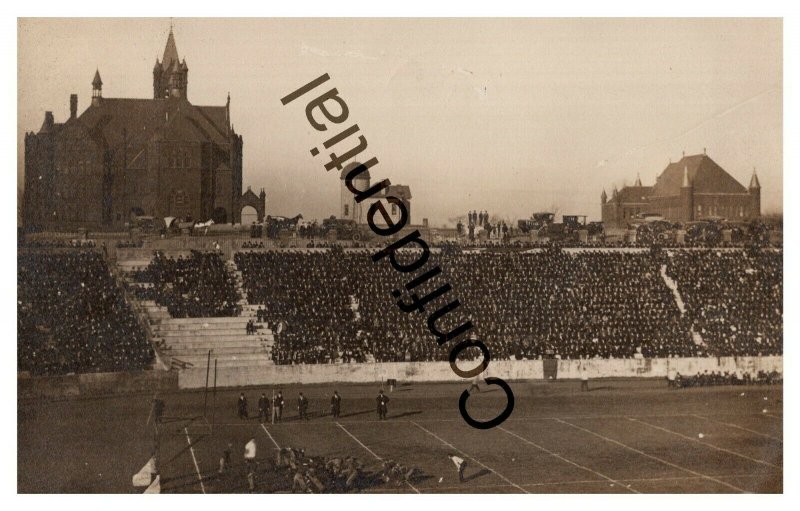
[18,378,783,493]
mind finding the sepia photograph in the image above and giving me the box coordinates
[13,13,786,496]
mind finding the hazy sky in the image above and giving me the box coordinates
[18,18,782,226]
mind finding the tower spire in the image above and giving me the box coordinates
[162,27,180,71]
[92,69,103,106]
[92,69,102,90]
[749,167,761,189]
[154,24,188,99]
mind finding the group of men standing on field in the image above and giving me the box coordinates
[236,388,391,422]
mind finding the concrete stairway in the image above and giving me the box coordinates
[661,259,705,348]
[117,255,275,371]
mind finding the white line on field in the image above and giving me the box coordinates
[410,420,529,494]
[628,417,778,468]
[359,473,779,493]
[553,418,748,493]
[335,422,382,460]
[184,427,206,494]
[498,426,639,493]
[260,424,281,449]
[336,422,421,494]
[205,412,782,427]
[693,414,782,442]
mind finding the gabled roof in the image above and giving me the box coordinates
[242,187,259,201]
[154,108,215,143]
[77,97,230,151]
[608,185,652,204]
[195,106,228,140]
[651,154,748,196]
[384,184,412,200]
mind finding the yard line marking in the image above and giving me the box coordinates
[763,413,781,419]
[260,424,281,450]
[362,474,769,493]
[628,417,778,468]
[335,422,421,494]
[410,420,529,494]
[335,422,382,460]
[498,426,639,494]
[553,418,748,493]
[206,412,782,427]
[693,414,782,442]
[183,427,206,494]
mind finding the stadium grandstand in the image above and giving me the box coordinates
[17,244,782,376]
[17,251,154,375]
[235,247,782,365]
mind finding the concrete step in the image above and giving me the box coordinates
[154,327,272,337]
[153,320,271,331]
[156,334,272,344]
[165,347,272,357]
[158,336,274,345]
[116,260,153,272]
[239,304,266,310]
[160,316,257,325]
[172,355,274,368]
[165,346,268,356]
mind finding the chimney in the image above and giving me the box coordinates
[70,94,78,119]
[39,111,55,133]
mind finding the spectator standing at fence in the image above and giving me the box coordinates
[273,391,285,422]
[298,392,309,420]
[580,363,590,392]
[238,393,249,420]
[330,390,341,419]
[258,393,270,423]
[376,390,389,420]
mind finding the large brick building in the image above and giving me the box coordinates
[601,152,761,229]
[23,28,259,231]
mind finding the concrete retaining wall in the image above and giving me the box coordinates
[18,370,179,400]
[177,356,782,389]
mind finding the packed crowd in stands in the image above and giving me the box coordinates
[242,241,266,249]
[18,252,153,375]
[672,369,782,388]
[667,250,782,357]
[235,247,781,365]
[116,240,144,248]
[20,238,97,249]
[131,250,241,318]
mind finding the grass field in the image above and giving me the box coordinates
[18,378,783,493]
